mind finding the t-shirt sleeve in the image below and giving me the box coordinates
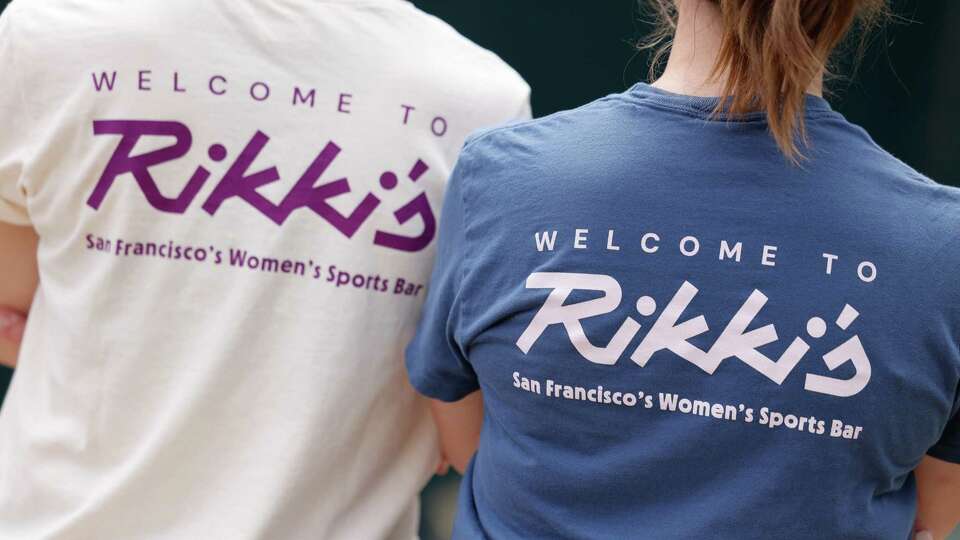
[0,6,31,226]
[404,152,479,402]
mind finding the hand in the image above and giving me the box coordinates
[0,307,27,368]
[436,458,451,476]
[915,532,933,540]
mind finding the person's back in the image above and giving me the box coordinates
[0,0,530,538]
[404,2,960,538]
[409,85,960,538]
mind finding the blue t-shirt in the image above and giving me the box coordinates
[406,83,960,539]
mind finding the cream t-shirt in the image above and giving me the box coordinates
[0,0,530,538]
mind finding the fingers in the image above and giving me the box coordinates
[436,459,451,476]
[915,531,934,540]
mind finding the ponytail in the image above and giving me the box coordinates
[645,0,886,162]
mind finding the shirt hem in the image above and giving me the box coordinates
[407,369,478,403]
[927,444,960,464]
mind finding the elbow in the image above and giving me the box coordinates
[448,448,476,476]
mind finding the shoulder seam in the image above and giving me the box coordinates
[463,95,626,150]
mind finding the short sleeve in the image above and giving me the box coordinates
[405,154,479,402]
[0,6,31,226]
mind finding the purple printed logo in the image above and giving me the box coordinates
[87,120,436,252]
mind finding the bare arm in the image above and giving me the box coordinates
[429,391,483,474]
[915,455,960,539]
[0,222,38,367]
[0,308,27,368]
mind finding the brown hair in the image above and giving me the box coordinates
[645,0,886,162]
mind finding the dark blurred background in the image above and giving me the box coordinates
[1,0,957,538]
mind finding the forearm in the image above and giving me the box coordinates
[0,222,38,311]
[916,455,960,539]
[429,391,484,474]
[0,312,26,368]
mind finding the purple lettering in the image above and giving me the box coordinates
[88,120,439,252]
[338,93,353,114]
[401,104,415,124]
[92,71,117,92]
[202,131,282,220]
[293,87,316,108]
[374,193,436,252]
[209,75,227,96]
[279,142,380,236]
[138,70,152,91]
[88,120,205,213]
[174,72,186,93]
[250,82,270,102]
[431,116,448,137]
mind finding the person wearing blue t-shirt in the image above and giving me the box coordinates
[406,0,960,538]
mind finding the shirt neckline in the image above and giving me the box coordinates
[628,82,834,121]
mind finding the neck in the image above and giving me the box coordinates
[651,0,823,98]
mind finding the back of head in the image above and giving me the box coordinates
[647,0,887,162]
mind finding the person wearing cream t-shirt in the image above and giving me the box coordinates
[0,0,530,538]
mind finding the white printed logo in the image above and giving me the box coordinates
[516,272,871,398]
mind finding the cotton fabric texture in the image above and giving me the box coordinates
[0,0,530,538]
[407,83,960,540]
